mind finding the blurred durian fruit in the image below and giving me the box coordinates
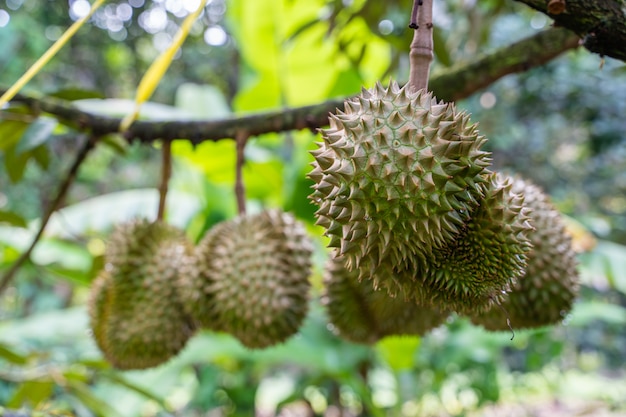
[470,177,580,330]
[181,209,313,349]
[88,219,196,370]
[309,81,492,298]
[323,251,448,344]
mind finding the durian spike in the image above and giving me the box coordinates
[408,0,434,92]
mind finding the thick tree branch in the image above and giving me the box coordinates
[514,0,626,61]
[3,28,578,144]
[431,27,580,102]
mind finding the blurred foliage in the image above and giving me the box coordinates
[1,0,626,416]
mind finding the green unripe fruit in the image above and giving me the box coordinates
[309,81,492,287]
[323,251,448,344]
[471,178,579,330]
[184,210,313,348]
[413,172,533,313]
[88,219,196,370]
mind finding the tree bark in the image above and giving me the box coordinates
[515,0,626,61]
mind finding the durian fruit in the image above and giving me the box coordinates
[470,178,579,330]
[412,172,534,314]
[309,81,492,288]
[183,210,313,349]
[323,251,448,344]
[88,219,196,370]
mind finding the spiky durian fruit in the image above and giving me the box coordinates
[471,178,579,330]
[323,252,448,344]
[309,81,492,285]
[411,172,534,313]
[88,219,195,370]
[184,210,313,349]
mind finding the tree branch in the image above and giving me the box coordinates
[514,0,626,61]
[430,27,580,102]
[3,28,578,144]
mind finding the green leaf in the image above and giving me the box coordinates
[99,134,128,155]
[99,371,167,407]
[3,145,30,183]
[0,111,31,150]
[31,144,50,170]
[48,87,105,101]
[0,343,29,364]
[15,117,57,154]
[433,26,452,67]
[65,379,121,417]
[376,335,420,372]
[0,210,28,228]
[568,301,626,327]
[7,380,55,409]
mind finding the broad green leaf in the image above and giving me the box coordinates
[31,144,50,170]
[65,379,121,417]
[44,189,201,237]
[579,240,626,294]
[15,117,57,154]
[433,25,452,67]
[0,343,29,364]
[568,301,626,327]
[73,99,197,120]
[99,372,167,407]
[45,264,93,285]
[99,134,128,155]
[48,88,105,101]
[3,145,30,183]
[32,238,93,272]
[7,380,55,409]
[0,118,30,150]
[376,336,420,372]
[175,83,231,119]
[0,210,28,228]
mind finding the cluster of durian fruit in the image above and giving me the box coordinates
[88,210,314,370]
[311,81,580,344]
[88,81,580,370]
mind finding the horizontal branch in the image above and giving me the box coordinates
[4,28,578,144]
[515,0,626,61]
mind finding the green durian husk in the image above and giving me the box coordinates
[470,177,579,330]
[309,81,492,290]
[323,251,448,344]
[185,210,313,349]
[411,172,534,314]
[88,219,196,370]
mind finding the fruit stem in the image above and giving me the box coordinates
[0,135,97,296]
[408,0,433,93]
[235,131,249,215]
[157,140,172,221]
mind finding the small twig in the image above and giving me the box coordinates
[492,295,515,340]
[157,140,172,221]
[235,131,249,216]
[408,0,422,29]
[408,0,433,93]
[0,135,97,296]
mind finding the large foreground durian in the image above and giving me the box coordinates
[323,251,448,344]
[412,172,534,313]
[309,82,492,287]
[470,178,579,330]
[88,219,195,370]
[181,210,313,348]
